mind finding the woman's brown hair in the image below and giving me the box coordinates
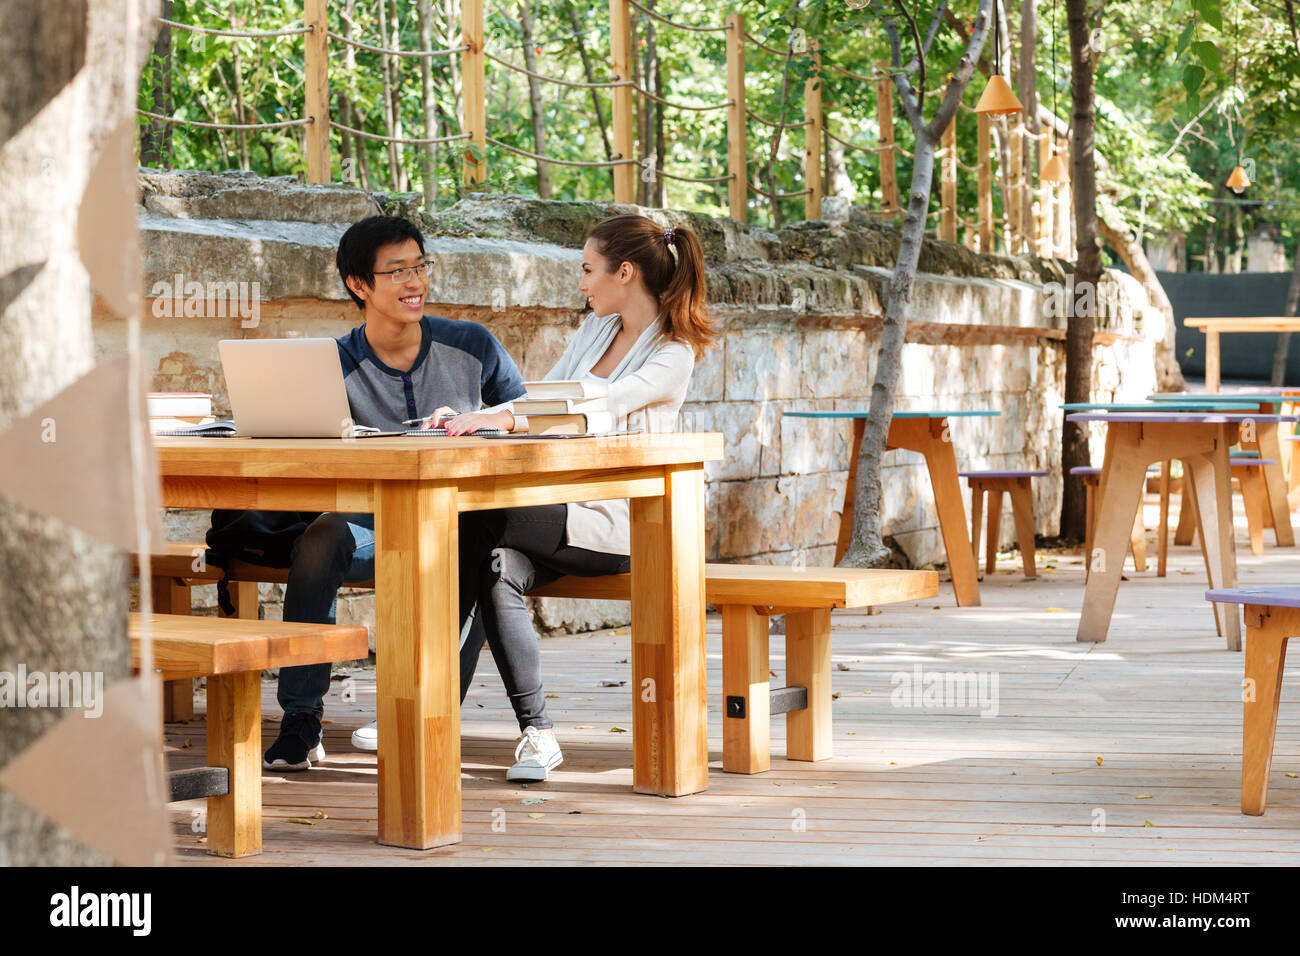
[587,214,717,359]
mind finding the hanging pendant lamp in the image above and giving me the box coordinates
[1039,0,1069,184]
[1226,164,1250,193]
[976,0,1024,114]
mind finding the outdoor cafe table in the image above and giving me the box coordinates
[1182,317,1300,392]
[1064,411,1297,651]
[1147,391,1298,548]
[154,432,723,849]
[783,409,1000,607]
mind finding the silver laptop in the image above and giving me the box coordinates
[218,338,353,438]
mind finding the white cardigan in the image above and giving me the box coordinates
[512,311,695,555]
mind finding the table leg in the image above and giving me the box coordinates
[1174,478,1197,546]
[1242,606,1291,815]
[206,670,261,858]
[969,482,984,579]
[834,419,865,565]
[1157,460,1170,578]
[786,607,832,762]
[1009,478,1037,578]
[1187,438,1241,650]
[891,418,980,607]
[1206,330,1220,393]
[630,463,708,796]
[1256,422,1294,546]
[1240,467,1268,557]
[1083,477,1095,579]
[1077,427,1148,643]
[153,577,196,723]
[1129,510,1148,572]
[721,604,769,775]
[375,479,461,849]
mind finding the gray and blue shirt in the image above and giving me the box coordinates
[336,315,525,430]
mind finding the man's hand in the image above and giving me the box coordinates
[442,409,515,435]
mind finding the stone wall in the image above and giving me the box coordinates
[104,170,1165,643]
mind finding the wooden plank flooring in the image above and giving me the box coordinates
[166,492,1300,865]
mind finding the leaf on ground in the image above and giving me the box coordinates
[811,782,838,789]
[568,810,582,814]
[287,818,317,826]
[1136,794,1154,799]
[545,693,559,699]
[1144,820,1156,827]
[616,658,628,664]
[835,663,851,671]
[321,719,333,724]
[846,732,856,736]
[182,738,192,749]
[1096,756,1104,765]
[574,725,594,730]
[1286,773,1299,779]
[521,797,547,805]
[600,680,626,687]
[313,810,327,819]
[831,692,841,700]
[610,726,628,733]
[1045,607,1069,613]
[864,690,872,695]
[197,836,207,843]
[527,812,545,819]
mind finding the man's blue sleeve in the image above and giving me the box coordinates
[480,329,527,406]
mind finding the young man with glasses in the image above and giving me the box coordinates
[263,215,526,771]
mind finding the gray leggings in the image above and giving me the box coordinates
[459,505,630,730]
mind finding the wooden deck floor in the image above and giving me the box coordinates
[166,493,1300,865]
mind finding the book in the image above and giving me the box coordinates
[153,420,238,437]
[150,415,216,434]
[520,380,609,401]
[525,411,615,436]
[512,396,609,416]
[147,392,213,418]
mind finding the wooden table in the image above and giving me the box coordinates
[1066,412,1296,650]
[783,410,1000,607]
[1148,392,1297,549]
[1183,317,1300,392]
[155,432,723,849]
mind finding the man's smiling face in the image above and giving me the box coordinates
[346,238,428,325]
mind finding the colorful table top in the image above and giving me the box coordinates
[1066,412,1299,424]
[783,410,1001,419]
[1061,401,1245,412]
[1147,392,1300,408]
[1207,587,1300,608]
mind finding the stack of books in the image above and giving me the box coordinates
[147,392,215,433]
[515,380,614,436]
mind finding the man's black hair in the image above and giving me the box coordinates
[336,215,427,310]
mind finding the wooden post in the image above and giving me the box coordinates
[1038,129,1053,256]
[726,13,747,223]
[610,0,635,203]
[461,0,486,187]
[939,85,956,243]
[303,0,330,184]
[804,40,822,221]
[978,111,993,253]
[876,62,898,214]
[1008,115,1023,254]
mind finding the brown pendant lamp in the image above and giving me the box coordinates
[976,0,1024,114]
[1040,0,1069,184]
[1226,164,1251,193]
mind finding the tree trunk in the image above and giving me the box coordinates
[839,1,993,567]
[518,0,551,199]
[0,0,156,867]
[638,7,661,207]
[228,2,250,170]
[376,0,403,191]
[139,0,173,168]
[1271,252,1300,385]
[566,0,613,191]
[417,0,439,206]
[766,12,800,230]
[1098,210,1186,391]
[1060,0,1103,542]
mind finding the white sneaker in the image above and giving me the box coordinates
[507,727,563,782]
[351,720,378,751]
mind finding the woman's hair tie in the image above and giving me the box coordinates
[663,228,676,245]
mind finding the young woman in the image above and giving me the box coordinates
[447,213,717,781]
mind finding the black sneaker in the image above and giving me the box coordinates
[262,712,325,771]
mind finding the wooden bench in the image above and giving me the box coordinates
[533,564,939,774]
[959,470,1046,578]
[1205,587,1300,815]
[133,542,373,720]
[131,612,369,857]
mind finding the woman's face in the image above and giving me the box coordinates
[578,239,627,318]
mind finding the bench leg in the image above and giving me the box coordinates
[984,489,1002,576]
[1008,478,1037,578]
[1174,477,1198,545]
[225,580,261,620]
[969,483,984,580]
[721,605,770,774]
[1157,460,1170,577]
[1083,478,1095,578]
[1240,468,1268,557]
[1243,608,1290,815]
[206,670,262,858]
[785,608,832,762]
[152,577,196,722]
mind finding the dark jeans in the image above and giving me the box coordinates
[277,512,486,718]
[459,505,630,731]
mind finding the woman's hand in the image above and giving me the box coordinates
[442,409,515,435]
[418,406,458,430]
